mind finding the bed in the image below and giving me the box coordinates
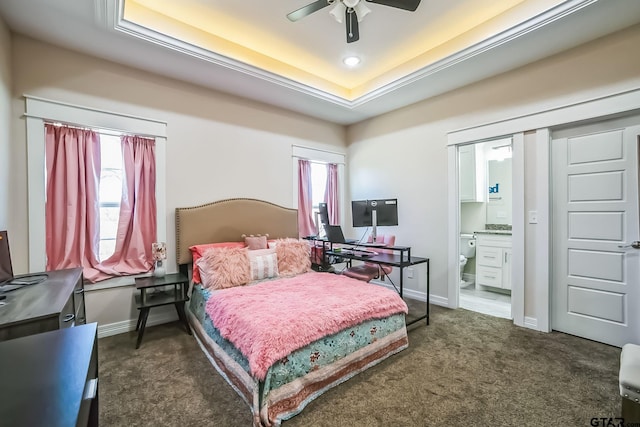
[175,198,409,426]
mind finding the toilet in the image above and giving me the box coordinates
[460,233,476,287]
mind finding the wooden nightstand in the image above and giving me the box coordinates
[134,273,191,349]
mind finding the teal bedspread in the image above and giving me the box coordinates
[189,283,406,405]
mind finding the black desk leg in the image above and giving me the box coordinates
[136,308,150,349]
[175,302,192,335]
[426,259,430,325]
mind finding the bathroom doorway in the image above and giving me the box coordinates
[458,138,513,319]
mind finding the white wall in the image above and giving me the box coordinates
[346,24,640,314]
[0,16,10,230]
[9,35,346,333]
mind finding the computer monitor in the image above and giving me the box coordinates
[318,202,330,226]
[351,199,398,240]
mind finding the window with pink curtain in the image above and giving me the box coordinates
[97,135,157,279]
[45,124,101,274]
[324,163,339,225]
[45,124,157,282]
[298,159,317,238]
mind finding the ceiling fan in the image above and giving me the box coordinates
[287,0,421,43]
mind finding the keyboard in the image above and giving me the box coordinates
[355,249,378,256]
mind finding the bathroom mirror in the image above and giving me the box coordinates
[486,158,512,225]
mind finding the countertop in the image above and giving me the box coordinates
[474,229,512,235]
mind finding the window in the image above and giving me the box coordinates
[25,96,167,277]
[98,134,123,261]
[292,146,345,238]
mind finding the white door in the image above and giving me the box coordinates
[551,125,640,347]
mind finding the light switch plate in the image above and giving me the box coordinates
[528,211,538,224]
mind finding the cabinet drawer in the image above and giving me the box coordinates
[477,246,503,267]
[475,234,512,248]
[477,265,503,288]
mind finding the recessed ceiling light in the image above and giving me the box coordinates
[343,56,361,67]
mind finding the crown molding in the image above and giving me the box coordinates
[108,0,601,110]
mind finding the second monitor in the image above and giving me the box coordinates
[351,199,398,241]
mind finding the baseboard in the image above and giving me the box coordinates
[97,310,178,339]
[523,316,538,330]
[369,280,448,307]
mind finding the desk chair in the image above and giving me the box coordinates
[342,234,396,282]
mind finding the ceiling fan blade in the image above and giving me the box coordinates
[365,0,421,12]
[287,0,330,22]
[346,9,359,43]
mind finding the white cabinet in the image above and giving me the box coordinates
[459,144,485,203]
[475,233,512,290]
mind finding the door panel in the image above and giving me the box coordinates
[568,211,624,241]
[567,249,623,282]
[568,130,623,164]
[567,286,625,322]
[568,171,623,201]
[552,125,640,347]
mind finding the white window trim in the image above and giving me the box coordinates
[291,145,346,227]
[24,96,167,284]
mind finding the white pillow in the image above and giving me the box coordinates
[248,248,279,281]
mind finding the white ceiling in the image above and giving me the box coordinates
[1,0,639,124]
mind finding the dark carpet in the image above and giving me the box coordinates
[98,304,621,426]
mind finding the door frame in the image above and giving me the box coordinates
[448,135,525,326]
[446,88,640,332]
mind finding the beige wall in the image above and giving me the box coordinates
[0,16,10,230]
[6,24,640,330]
[346,24,640,315]
[9,35,346,274]
[9,35,346,330]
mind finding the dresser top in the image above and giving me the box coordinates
[0,268,82,327]
[0,322,97,426]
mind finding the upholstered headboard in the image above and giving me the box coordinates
[175,198,299,266]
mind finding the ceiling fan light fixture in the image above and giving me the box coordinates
[353,3,371,21]
[343,56,361,67]
[330,3,347,23]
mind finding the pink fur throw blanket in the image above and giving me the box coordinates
[205,271,408,380]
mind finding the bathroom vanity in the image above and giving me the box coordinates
[474,231,512,291]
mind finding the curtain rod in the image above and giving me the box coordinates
[39,118,157,139]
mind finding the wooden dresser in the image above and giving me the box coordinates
[0,322,99,427]
[0,267,86,341]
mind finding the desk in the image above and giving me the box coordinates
[0,268,86,341]
[326,246,430,326]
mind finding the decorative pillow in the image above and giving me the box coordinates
[275,238,312,277]
[197,247,251,290]
[189,241,246,283]
[242,234,269,250]
[247,248,279,281]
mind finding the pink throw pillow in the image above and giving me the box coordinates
[190,241,246,283]
[197,247,251,289]
[275,238,312,277]
[243,234,269,250]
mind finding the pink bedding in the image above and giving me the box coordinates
[205,271,408,380]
